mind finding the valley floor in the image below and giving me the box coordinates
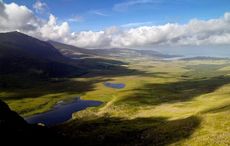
[1,58,230,145]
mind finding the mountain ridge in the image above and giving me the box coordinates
[0,31,84,78]
[49,40,180,59]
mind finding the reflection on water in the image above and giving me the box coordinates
[26,98,102,126]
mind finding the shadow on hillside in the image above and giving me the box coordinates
[119,76,230,106]
[0,77,110,100]
[0,55,153,78]
[75,59,164,78]
[0,56,167,100]
[201,103,230,114]
[57,116,201,146]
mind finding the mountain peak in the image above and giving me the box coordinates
[0,31,64,60]
[1,31,24,35]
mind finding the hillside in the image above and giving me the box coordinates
[49,41,179,59]
[0,31,63,60]
[48,40,95,58]
[0,31,84,77]
[56,59,230,145]
[0,32,145,117]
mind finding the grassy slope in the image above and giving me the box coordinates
[61,59,230,145]
[0,76,105,117]
[1,59,230,145]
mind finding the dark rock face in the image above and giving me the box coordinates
[0,100,28,130]
[0,100,70,145]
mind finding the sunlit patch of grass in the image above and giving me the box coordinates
[69,59,230,145]
[2,59,230,145]
[218,66,230,71]
[6,93,80,117]
[0,77,103,116]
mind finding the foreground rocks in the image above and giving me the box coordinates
[0,100,70,145]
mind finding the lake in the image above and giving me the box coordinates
[104,82,125,89]
[25,98,102,127]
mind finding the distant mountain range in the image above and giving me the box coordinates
[0,31,181,80]
[49,41,180,59]
[179,56,229,61]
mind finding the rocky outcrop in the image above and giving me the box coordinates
[0,100,28,130]
[0,100,69,145]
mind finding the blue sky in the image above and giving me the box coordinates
[1,0,230,56]
[4,0,230,31]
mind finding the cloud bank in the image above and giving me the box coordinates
[0,1,230,49]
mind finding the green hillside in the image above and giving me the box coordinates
[53,59,230,146]
[2,57,230,145]
[0,32,229,146]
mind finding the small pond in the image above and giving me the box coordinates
[25,97,102,127]
[104,82,125,89]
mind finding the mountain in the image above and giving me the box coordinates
[48,40,95,58]
[49,41,180,59]
[180,56,229,61]
[93,48,180,59]
[0,31,64,60]
[0,31,178,85]
[48,40,132,74]
[0,31,83,78]
[0,32,135,85]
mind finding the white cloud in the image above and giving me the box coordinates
[38,14,70,41]
[0,1,230,50]
[68,12,230,49]
[113,0,160,11]
[33,0,47,13]
[69,31,110,48]
[0,2,40,32]
[0,1,7,19]
[90,10,108,16]
[121,21,154,28]
[68,26,119,48]
[68,15,84,22]
[0,2,70,42]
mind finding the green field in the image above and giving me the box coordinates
[1,58,230,145]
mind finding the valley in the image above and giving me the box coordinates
[58,59,230,146]
[0,32,230,145]
[2,53,230,145]
[0,0,230,145]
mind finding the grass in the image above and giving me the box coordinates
[1,58,230,145]
[58,116,200,146]
[0,77,106,116]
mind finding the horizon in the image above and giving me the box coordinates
[0,0,230,56]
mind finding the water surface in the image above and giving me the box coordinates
[104,82,125,89]
[26,98,102,126]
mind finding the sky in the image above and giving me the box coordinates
[3,0,230,31]
[0,0,230,56]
